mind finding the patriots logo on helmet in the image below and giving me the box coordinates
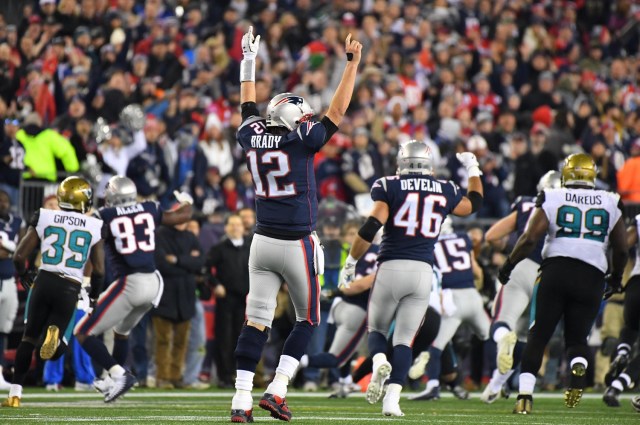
[273,96,304,107]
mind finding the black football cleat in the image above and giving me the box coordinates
[602,386,621,407]
[259,393,292,422]
[408,385,440,401]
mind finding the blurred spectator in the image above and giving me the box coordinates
[507,132,543,198]
[207,214,250,388]
[617,138,640,202]
[127,116,170,200]
[17,112,78,181]
[238,207,256,236]
[154,217,204,389]
[200,114,233,178]
[341,128,382,197]
[0,116,24,202]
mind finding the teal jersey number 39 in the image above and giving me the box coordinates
[42,226,93,269]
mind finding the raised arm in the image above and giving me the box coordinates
[323,34,362,126]
[240,26,260,105]
[452,152,484,217]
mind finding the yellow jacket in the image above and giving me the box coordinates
[16,126,79,182]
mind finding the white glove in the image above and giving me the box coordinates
[456,152,482,177]
[338,256,358,290]
[174,190,194,205]
[241,26,260,60]
[78,287,93,314]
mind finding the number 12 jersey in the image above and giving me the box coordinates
[538,187,622,273]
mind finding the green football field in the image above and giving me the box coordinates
[1,390,639,424]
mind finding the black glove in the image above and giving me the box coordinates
[497,258,515,285]
[19,269,38,291]
[603,274,624,300]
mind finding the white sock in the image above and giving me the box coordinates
[109,365,125,379]
[373,353,387,366]
[619,373,632,388]
[384,383,402,402]
[266,372,289,398]
[425,379,439,392]
[341,375,353,385]
[617,343,631,355]
[231,390,253,410]
[493,326,510,344]
[612,380,624,391]
[570,357,588,369]
[489,368,514,393]
[235,370,255,392]
[299,354,309,368]
[275,355,300,379]
[9,384,22,398]
[518,372,536,395]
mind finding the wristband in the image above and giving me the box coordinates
[240,59,255,82]
[346,53,353,61]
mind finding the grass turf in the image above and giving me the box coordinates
[1,389,638,424]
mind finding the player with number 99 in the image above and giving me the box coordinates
[338,141,484,416]
[497,153,628,414]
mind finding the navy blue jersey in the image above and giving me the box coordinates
[372,175,464,265]
[511,196,543,263]
[433,232,474,289]
[98,201,163,280]
[343,244,379,309]
[0,214,22,279]
[237,116,329,235]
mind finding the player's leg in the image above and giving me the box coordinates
[411,310,462,401]
[384,261,431,415]
[257,236,319,421]
[605,352,640,407]
[3,274,53,406]
[514,261,565,414]
[440,343,469,399]
[0,278,18,390]
[42,278,81,362]
[365,262,401,405]
[409,307,441,380]
[606,276,640,385]
[74,276,137,402]
[562,263,604,408]
[232,235,284,422]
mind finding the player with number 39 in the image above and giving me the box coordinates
[231,26,361,423]
[338,141,484,416]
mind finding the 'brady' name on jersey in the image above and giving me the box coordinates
[250,134,281,149]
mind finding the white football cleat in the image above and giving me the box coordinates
[497,331,517,374]
[382,383,405,417]
[408,351,430,380]
[480,385,500,404]
[366,355,392,404]
[93,376,114,395]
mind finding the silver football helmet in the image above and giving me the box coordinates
[397,141,434,175]
[266,93,314,130]
[536,170,562,192]
[105,176,137,207]
[440,216,454,235]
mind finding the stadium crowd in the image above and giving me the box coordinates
[0,0,639,398]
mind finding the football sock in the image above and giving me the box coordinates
[9,384,22,398]
[368,331,387,356]
[81,336,117,371]
[518,372,536,395]
[12,341,35,385]
[235,324,269,373]
[108,365,125,379]
[489,368,515,394]
[232,388,253,410]
[389,345,411,385]
[112,337,129,366]
[569,357,587,388]
[235,370,255,392]
[282,321,314,360]
[266,372,289,398]
[492,324,511,344]
[426,346,443,384]
[306,352,338,369]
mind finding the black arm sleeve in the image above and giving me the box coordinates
[89,272,105,300]
[321,116,339,143]
[358,216,383,242]
[467,191,483,213]
[241,102,260,121]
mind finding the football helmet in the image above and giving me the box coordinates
[266,93,314,131]
[440,216,454,235]
[57,176,93,213]
[105,176,137,207]
[397,141,434,175]
[536,170,562,192]
[561,153,597,188]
